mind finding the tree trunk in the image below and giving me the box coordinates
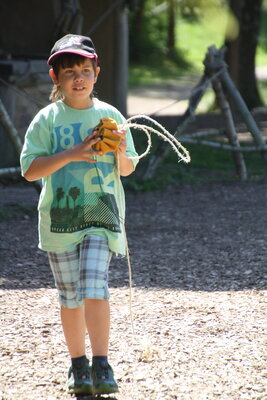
[225,0,263,109]
[81,0,129,115]
[167,0,176,58]
[129,0,146,62]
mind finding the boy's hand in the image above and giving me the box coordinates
[68,131,103,162]
[23,132,103,181]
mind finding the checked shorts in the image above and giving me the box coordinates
[47,235,112,308]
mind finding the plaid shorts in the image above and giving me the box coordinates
[47,235,112,308]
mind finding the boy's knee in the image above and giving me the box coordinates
[84,298,109,305]
[58,293,84,309]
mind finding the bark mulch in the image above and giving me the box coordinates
[0,181,266,400]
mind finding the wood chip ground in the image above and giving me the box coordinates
[0,182,266,400]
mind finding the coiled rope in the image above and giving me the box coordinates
[120,114,191,164]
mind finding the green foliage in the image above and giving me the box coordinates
[127,1,267,191]
[128,0,229,67]
[129,1,267,87]
[128,0,238,86]
[178,0,227,21]
[129,0,168,63]
[257,7,267,61]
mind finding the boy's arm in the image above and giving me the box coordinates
[24,134,102,182]
[116,129,135,177]
[117,152,135,177]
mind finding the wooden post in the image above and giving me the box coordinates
[212,78,247,181]
[0,98,41,192]
[143,74,210,180]
[220,70,267,163]
[0,83,17,168]
[113,3,128,116]
[205,46,247,181]
[0,98,23,158]
[143,45,267,180]
[204,45,267,164]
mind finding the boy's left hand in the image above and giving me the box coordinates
[113,129,127,154]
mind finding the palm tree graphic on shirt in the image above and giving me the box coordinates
[50,161,120,233]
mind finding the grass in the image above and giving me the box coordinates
[129,57,192,88]
[258,5,267,65]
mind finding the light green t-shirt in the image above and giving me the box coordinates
[20,99,138,255]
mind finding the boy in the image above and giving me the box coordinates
[20,34,138,395]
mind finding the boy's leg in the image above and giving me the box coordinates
[61,305,86,358]
[60,307,92,394]
[80,236,118,394]
[79,235,112,356]
[48,249,92,394]
[84,299,110,356]
[86,299,119,396]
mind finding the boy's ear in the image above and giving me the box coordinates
[94,66,101,84]
[49,69,59,85]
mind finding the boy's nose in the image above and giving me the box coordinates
[74,72,83,81]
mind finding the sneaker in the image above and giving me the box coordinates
[67,358,93,395]
[91,360,119,395]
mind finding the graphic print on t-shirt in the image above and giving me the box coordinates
[49,123,121,233]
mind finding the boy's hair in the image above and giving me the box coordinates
[49,53,98,102]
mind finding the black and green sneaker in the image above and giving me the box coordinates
[91,360,119,395]
[67,357,93,395]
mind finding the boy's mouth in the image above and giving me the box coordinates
[73,86,85,91]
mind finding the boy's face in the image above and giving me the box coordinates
[49,58,100,109]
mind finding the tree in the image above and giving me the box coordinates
[130,0,146,61]
[69,186,80,208]
[56,187,65,207]
[167,0,176,58]
[129,0,178,63]
[225,0,264,109]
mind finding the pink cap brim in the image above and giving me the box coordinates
[47,50,98,66]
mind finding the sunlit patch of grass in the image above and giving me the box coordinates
[129,57,192,88]
[129,6,267,88]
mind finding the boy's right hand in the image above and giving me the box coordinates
[24,133,103,182]
[67,132,103,163]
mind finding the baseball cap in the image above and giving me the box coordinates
[47,34,98,66]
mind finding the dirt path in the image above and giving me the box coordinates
[127,77,198,116]
[127,67,267,116]
[0,181,267,400]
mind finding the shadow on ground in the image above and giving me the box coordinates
[0,181,266,292]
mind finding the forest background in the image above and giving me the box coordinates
[124,0,267,189]
[1,0,267,187]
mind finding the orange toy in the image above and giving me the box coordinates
[92,118,122,155]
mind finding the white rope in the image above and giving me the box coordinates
[115,115,191,336]
[115,154,135,334]
[120,114,191,164]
